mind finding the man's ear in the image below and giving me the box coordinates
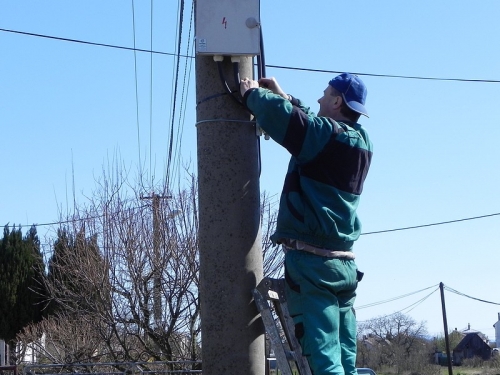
[333,95,342,109]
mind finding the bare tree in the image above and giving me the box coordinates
[358,312,434,374]
[18,312,108,364]
[18,169,201,369]
[17,165,283,367]
[260,191,283,278]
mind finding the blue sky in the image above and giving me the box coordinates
[1,1,500,341]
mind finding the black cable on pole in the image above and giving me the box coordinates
[258,26,266,79]
[233,61,241,92]
[254,24,268,179]
[216,61,244,106]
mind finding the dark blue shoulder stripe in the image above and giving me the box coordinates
[282,170,304,222]
[301,138,372,195]
[282,108,308,156]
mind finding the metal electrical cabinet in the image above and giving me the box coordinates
[195,0,261,55]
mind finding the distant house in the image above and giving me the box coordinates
[453,333,492,365]
[359,334,391,351]
[494,313,500,348]
[459,323,489,343]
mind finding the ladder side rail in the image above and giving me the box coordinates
[273,279,312,375]
[252,288,294,375]
[273,300,312,375]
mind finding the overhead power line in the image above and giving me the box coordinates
[2,28,500,84]
[266,64,500,83]
[356,286,440,324]
[0,28,186,58]
[165,0,185,189]
[444,285,500,306]
[4,209,500,235]
[357,283,498,324]
[2,204,150,229]
[361,212,500,236]
[356,284,439,309]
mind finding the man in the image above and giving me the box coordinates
[240,73,373,375]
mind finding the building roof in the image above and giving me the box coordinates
[454,333,491,352]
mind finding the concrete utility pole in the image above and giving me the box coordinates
[196,53,265,375]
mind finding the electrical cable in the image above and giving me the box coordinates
[8,207,499,235]
[216,61,244,106]
[2,204,151,229]
[399,287,439,315]
[2,27,500,84]
[258,26,267,78]
[254,23,268,178]
[196,92,233,106]
[443,285,500,306]
[149,0,154,187]
[356,286,440,324]
[232,60,241,94]
[166,0,185,190]
[361,212,500,236]
[356,284,439,310]
[165,0,183,192]
[4,24,500,231]
[357,283,500,325]
[265,64,500,84]
[172,0,195,194]
[195,119,256,126]
[130,0,144,189]
[0,28,187,58]
[256,56,263,80]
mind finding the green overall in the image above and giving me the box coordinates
[285,250,358,375]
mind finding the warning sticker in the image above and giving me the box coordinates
[198,38,207,52]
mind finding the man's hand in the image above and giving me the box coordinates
[240,78,260,97]
[258,77,288,99]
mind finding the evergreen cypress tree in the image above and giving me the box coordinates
[0,225,20,341]
[0,225,47,342]
[16,226,47,329]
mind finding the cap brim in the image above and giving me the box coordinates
[346,100,369,118]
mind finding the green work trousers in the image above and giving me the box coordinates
[285,250,358,375]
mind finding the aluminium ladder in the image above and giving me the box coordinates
[252,278,312,375]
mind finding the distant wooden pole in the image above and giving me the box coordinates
[440,282,453,375]
[140,192,171,327]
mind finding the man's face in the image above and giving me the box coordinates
[317,85,340,117]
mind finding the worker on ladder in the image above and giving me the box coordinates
[241,73,373,375]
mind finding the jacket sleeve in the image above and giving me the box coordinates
[244,88,336,164]
[289,95,315,117]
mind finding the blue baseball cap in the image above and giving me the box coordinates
[329,73,368,117]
